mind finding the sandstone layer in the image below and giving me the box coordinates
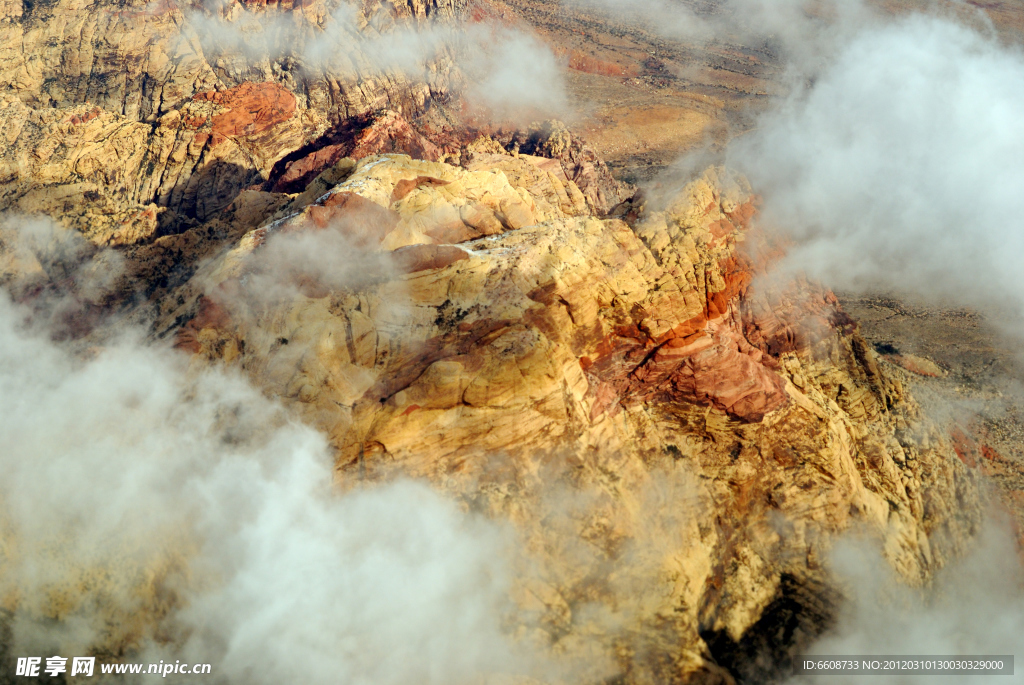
[0,0,462,242]
[0,144,988,683]
[0,1,996,681]
[131,152,983,683]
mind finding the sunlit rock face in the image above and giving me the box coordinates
[0,1,990,680]
[161,151,982,684]
[0,127,986,685]
[0,0,462,239]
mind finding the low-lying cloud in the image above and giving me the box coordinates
[184,0,571,121]
[790,521,1024,684]
[0,231,537,683]
[730,13,1024,329]
[564,0,875,68]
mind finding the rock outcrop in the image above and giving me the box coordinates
[0,2,991,681]
[147,154,983,684]
[0,0,463,240]
[0,140,988,683]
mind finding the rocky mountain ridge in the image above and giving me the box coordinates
[0,0,465,240]
[3,140,986,682]
[0,1,999,682]
[153,150,982,683]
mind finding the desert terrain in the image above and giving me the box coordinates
[1,0,1023,683]
[497,0,1024,538]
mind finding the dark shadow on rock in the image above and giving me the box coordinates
[262,109,471,194]
[0,609,69,685]
[701,573,840,685]
[264,113,379,193]
[164,159,263,227]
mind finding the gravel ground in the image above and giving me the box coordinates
[838,292,1024,536]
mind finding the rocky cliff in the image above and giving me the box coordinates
[0,0,628,243]
[0,1,992,681]
[0,0,465,240]
[96,150,976,683]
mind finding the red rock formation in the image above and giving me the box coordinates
[301,192,401,247]
[392,244,471,273]
[266,112,632,218]
[66,107,102,125]
[154,157,985,685]
[349,110,444,160]
[566,253,791,423]
[270,144,351,193]
[950,426,980,468]
[391,176,451,203]
[193,82,297,139]
[268,111,448,193]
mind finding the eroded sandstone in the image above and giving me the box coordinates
[153,154,984,683]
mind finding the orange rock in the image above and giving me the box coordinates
[271,144,349,193]
[391,176,450,203]
[391,244,471,273]
[295,192,401,248]
[67,107,101,125]
[156,158,983,684]
[350,111,443,161]
[194,82,297,138]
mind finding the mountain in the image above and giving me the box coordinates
[156,150,983,683]
[0,0,1002,682]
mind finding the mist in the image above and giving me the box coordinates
[183,0,571,121]
[9,2,1024,679]
[789,521,1024,684]
[591,0,1024,676]
[0,218,540,683]
[563,0,875,66]
[718,6,1024,680]
[728,13,1024,332]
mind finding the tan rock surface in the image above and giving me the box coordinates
[0,0,464,241]
[0,86,309,242]
[158,154,983,683]
[0,1,997,678]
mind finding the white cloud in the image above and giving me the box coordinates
[184,1,572,122]
[0,280,534,683]
[731,14,1024,327]
[791,522,1024,684]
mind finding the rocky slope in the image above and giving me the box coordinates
[0,0,463,241]
[58,149,974,683]
[0,1,998,682]
[491,0,1024,183]
[1,129,988,681]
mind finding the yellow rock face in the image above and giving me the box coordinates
[163,154,983,683]
[0,0,465,244]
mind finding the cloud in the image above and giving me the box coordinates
[0,238,538,683]
[237,217,401,303]
[459,26,571,121]
[0,215,125,336]
[562,0,875,67]
[789,521,1024,684]
[715,8,1024,678]
[729,14,1024,329]
[183,1,572,122]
